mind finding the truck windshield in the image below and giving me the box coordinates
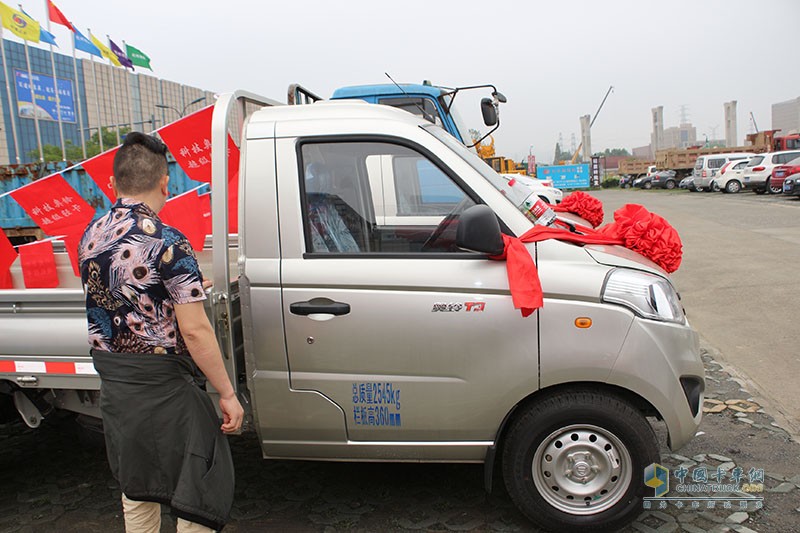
[422,124,532,213]
[439,93,471,145]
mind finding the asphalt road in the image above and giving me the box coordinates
[592,187,800,439]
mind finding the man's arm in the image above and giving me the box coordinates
[174,301,244,434]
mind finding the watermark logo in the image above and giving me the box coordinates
[644,463,670,497]
[642,462,764,511]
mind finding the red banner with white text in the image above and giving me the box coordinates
[19,240,59,288]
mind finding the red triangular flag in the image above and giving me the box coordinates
[0,230,17,289]
[227,135,240,233]
[10,173,96,237]
[19,240,59,289]
[160,191,207,251]
[198,192,212,235]
[81,147,118,202]
[63,234,82,277]
[158,106,214,183]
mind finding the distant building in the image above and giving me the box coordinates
[0,39,215,164]
[772,96,800,135]
[724,101,737,147]
[632,145,653,160]
[650,106,664,153]
[598,155,627,171]
[662,123,697,149]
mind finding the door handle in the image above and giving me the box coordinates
[290,297,351,316]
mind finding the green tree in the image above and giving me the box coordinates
[28,126,132,163]
[553,142,572,163]
[593,148,631,157]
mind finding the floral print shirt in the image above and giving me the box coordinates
[79,198,206,355]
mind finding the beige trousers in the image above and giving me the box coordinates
[122,493,216,533]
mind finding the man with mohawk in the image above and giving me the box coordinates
[79,132,243,532]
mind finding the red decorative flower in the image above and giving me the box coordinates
[552,191,605,228]
[603,204,683,273]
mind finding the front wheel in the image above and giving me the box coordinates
[502,390,659,532]
[643,181,652,190]
[665,180,676,190]
[725,180,741,194]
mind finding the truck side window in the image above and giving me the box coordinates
[300,141,475,255]
[378,97,443,127]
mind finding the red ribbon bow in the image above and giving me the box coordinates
[491,203,682,317]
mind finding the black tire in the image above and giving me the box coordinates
[643,181,652,190]
[502,389,659,532]
[767,179,782,195]
[665,180,676,190]
[724,180,741,194]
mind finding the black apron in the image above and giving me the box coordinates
[92,350,234,531]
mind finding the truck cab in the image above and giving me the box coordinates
[290,81,505,149]
[331,83,472,143]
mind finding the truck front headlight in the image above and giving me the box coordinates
[602,269,685,324]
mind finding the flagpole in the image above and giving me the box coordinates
[122,40,137,132]
[104,35,121,144]
[0,29,22,163]
[43,0,66,161]
[108,64,120,143]
[70,32,86,159]
[22,36,45,162]
[86,34,103,152]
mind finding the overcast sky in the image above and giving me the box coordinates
[16,0,800,163]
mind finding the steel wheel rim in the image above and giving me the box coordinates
[532,424,632,515]
[728,181,740,193]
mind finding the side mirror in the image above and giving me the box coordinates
[456,205,505,255]
[481,98,497,127]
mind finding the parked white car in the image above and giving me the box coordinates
[692,153,754,191]
[711,159,750,193]
[741,150,800,194]
[500,173,563,204]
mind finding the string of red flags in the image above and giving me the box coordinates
[8,173,95,276]
[1,105,241,288]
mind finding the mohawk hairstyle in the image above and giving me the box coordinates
[112,132,169,195]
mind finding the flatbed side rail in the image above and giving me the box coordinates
[287,83,323,105]
[210,91,281,396]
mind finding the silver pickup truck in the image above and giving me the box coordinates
[0,91,704,531]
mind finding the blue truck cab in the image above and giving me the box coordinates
[289,81,506,148]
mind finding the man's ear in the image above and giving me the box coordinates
[110,176,119,197]
[160,174,170,196]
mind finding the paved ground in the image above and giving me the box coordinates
[591,188,800,439]
[2,187,799,532]
[2,345,798,533]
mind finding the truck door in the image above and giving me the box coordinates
[277,138,539,448]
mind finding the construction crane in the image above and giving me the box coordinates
[570,85,614,164]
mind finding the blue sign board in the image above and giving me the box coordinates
[538,164,590,190]
[14,69,76,123]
